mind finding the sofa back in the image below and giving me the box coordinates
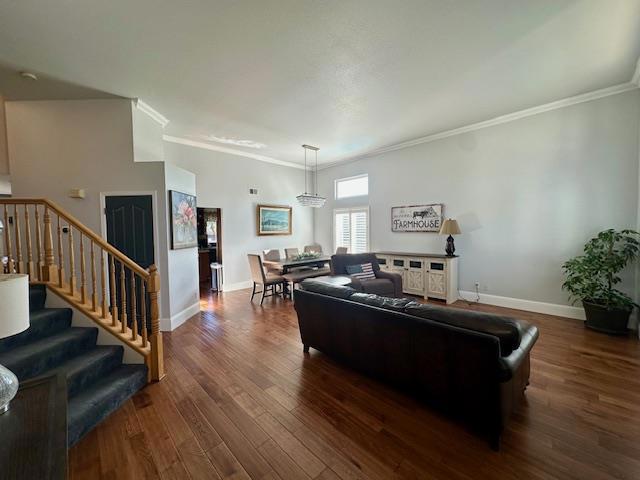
[330,253,381,275]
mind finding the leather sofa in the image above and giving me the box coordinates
[294,279,539,449]
[330,253,403,297]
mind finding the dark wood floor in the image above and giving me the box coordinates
[70,288,640,479]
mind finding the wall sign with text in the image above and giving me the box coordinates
[391,204,443,232]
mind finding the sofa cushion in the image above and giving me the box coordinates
[404,302,522,356]
[359,278,395,296]
[299,279,357,299]
[350,293,413,312]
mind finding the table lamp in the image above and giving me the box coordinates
[439,218,461,257]
[0,274,30,414]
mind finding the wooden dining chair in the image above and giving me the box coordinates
[304,244,323,254]
[263,249,283,274]
[247,254,285,304]
[336,246,348,254]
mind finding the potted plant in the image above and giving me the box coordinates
[562,229,639,335]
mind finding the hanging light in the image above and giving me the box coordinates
[296,144,326,207]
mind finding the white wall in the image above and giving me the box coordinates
[164,142,314,289]
[5,99,170,319]
[315,90,640,310]
[161,162,200,330]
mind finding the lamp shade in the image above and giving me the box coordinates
[439,218,461,235]
[0,274,30,339]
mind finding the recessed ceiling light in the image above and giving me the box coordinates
[19,71,38,81]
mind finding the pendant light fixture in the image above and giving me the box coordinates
[296,144,326,207]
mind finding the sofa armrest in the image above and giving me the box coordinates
[375,270,403,297]
[347,275,363,291]
[498,322,539,381]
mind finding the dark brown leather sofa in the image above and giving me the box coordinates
[294,279,539,449]
[330,253,403,297]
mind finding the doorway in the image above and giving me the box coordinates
[103,194,156,332]
[197,207,222,289]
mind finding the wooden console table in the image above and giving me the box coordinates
[0,373,67,480]
[375,251,458,303]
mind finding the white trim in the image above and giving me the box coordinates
[222,280,253,292]
[458,290,586,320]
[632,58,640,86]
[163,135,305,170]
[160,301,200,331]
[134,99,169,128]
[99,191,164,319]
[319,82,639,170]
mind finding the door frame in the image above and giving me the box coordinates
[99,191,163,313]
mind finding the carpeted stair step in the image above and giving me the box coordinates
[52,345,125,398]
[0,307,72,353]
[29,284,47,312]
[68,364,148,446]
[0,327,98,380]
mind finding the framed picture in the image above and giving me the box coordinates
[169,190,198,249]
[257,204,292,236]
[391,204,443,232]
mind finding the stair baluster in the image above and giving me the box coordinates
[43,206,57,282]
[109,255,118,326]
[24,206,35,280]
[57,214,65,288]
[141,280,148,348]
[130,270,138,342]
[80,233,87,304]
[90,241,97,312]
[35,205,43,281]
[68,226,75,295]
[120,262,127,334]
[14,205,24,274]
[2,204,14,273]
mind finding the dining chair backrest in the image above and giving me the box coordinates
[247,254,267,283]
[285,248,299,259]
[263,249,281,261]
[304,244,323,254]
[336,246,348,254]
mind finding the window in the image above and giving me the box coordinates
[335,174,368,199]
[334,207,369,254]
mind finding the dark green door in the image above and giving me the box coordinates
[105,195,154,332]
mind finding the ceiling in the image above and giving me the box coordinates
[0,0,639,166]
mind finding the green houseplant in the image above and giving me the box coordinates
[562,229,640,335]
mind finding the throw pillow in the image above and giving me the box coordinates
[345,262,376,280]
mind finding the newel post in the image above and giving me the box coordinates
[147,264,165,381]
[42,205,58,282]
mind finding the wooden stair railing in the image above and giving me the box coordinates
[0,198,164,381]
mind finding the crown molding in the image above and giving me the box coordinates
[163,135,305,170]
[319,81,639,170]
[134,99,169,127]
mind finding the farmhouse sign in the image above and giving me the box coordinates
[391,204,443,232]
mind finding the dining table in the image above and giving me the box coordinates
[263,255,332,274]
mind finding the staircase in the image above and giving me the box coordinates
[0,284,147,445]
[1,198,164,446]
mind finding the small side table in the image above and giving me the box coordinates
[0,373,67,480]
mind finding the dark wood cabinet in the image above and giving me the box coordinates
[0,373,67,480]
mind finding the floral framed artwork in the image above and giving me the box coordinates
[257,205,292,236]
[170,190,197,249]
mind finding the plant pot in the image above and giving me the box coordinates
[582,301,631,335]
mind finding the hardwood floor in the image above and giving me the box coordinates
[70,289,640,479]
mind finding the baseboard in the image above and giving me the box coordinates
[160,301,201,332]
[222,280,253,292]
[458,291,586,320]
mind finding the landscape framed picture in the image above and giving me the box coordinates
[169,190,198,249]
[391,204,443,232]
[257,205,292,236]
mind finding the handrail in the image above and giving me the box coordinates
[0,198,149,278]
[0,198,164,381]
